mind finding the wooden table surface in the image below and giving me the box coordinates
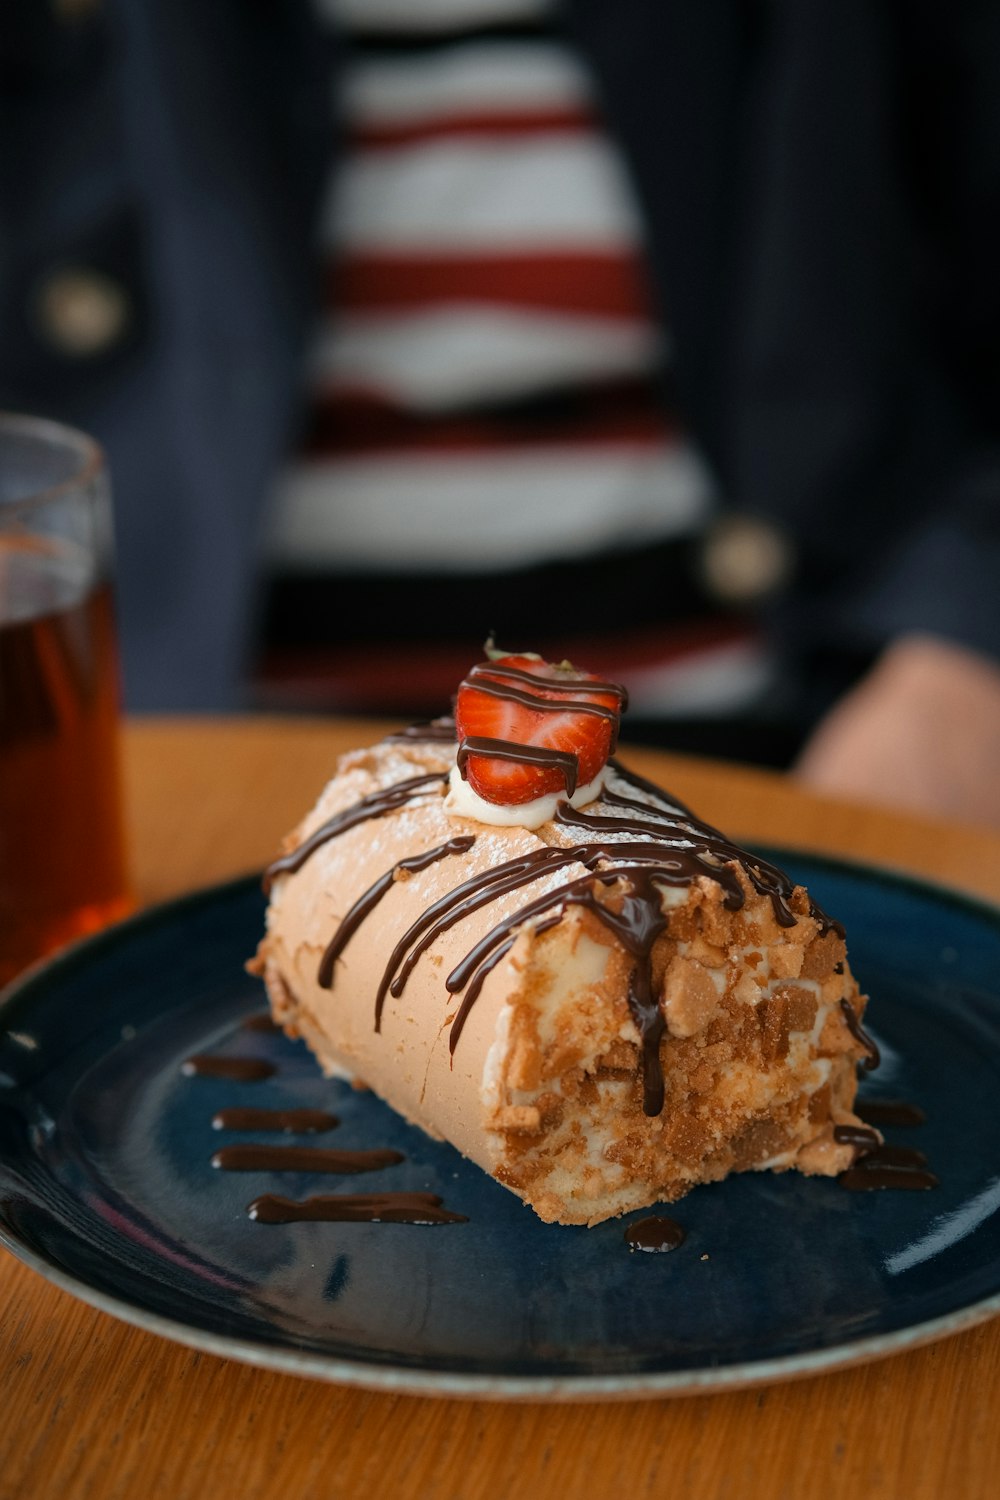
[4,715,1000,1500]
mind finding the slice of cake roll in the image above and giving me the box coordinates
[253,651,877,1226]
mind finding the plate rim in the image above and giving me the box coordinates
[2,1217,1000,1401]
[2,851,1000,1401]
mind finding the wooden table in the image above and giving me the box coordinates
[4,716,1000,1500]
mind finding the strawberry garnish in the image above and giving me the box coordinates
[454,651,627,806]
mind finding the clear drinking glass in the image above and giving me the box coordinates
[0,413,132,987]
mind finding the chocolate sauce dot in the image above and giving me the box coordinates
[625,1216,686,1253]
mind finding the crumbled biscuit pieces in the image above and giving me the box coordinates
[474,869,871,1225]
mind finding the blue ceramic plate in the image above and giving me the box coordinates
[2,853,1000,1400]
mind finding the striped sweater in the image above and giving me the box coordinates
[256,0,768,718]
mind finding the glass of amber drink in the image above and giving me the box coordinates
[0,413,131,987]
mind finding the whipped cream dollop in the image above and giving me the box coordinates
[444,764,608,830]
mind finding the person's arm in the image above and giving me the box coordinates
[796,634,1000,828]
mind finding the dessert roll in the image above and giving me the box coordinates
[253,654,876,1226]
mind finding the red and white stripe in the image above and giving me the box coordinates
[266,447,714,571]
[308,310,663,410]
[341,43,594,147]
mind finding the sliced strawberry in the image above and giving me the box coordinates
[454,652,627,806]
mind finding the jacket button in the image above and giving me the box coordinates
[33,267,131,357]
[53,0,103,21]
[700,515,793,605]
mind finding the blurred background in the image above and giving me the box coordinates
[3,0,999,817]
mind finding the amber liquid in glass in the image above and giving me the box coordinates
[0,542,131,986]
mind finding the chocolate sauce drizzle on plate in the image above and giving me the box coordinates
[856,1098,927,1128]
[835,1105,938,1191]
[827,1012,933,1191]
[212,1107,338,1133]
[212,1144,404,1174]
[839,1145,938,1192]
[182,1042,468,1226]
[833,1123,881,1153]
[181,1055,276,1082]
[248,1192,468,1225]
[181,1003,933,1238]
[241,1013,282,1033]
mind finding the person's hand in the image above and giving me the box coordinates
[795,634,1000,828]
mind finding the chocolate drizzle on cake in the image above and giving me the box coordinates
[318,835,476,988]
[453,662,627,797]
[839,996,881,1071]
[268,738,857,1121]
[263,773,447,893]
[558,787,798,927]
[600,768,843,939]
[457,736,580,795]
[385,717,457,744]
[442,864,674,1115]
[462,661,627,747]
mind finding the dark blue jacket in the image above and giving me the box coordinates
[3,1,999,710]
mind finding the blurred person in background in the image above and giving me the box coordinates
[2,0,999,826]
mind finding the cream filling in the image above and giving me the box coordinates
[444,763,608,829]
[484,924,846,1187]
